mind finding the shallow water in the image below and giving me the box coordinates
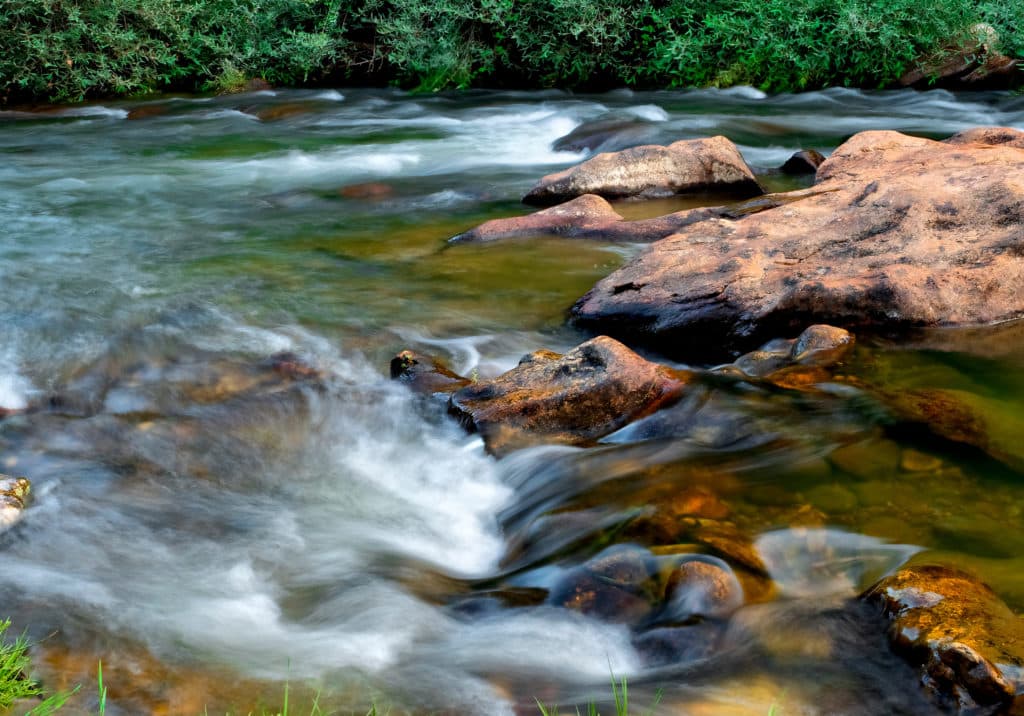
[1,87,1024,715]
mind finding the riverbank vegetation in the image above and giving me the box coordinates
[1,0,1021,104]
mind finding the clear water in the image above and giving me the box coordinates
[1,86,1024,715]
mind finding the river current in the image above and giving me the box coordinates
[2,87,1024,715]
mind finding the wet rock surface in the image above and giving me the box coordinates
[0,474,30,532]
[448,336,690,454]
[571,129,1024,358]
[390,350,472,396]
[780,149,827,175]
[523,136,763,206]
[551,118,661,154]
[863,564,1024,712]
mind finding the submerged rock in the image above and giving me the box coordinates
[0,475,30,533]
[547,545,660,624]
[631,622,720,667]
[551,118,659,154]
[883,387,1024,472]
[448,336,690,454]
[662,556,744,621]
[863,564,1024,712]
[523,136,763,206]
[572,129,1024,359]
[728,324,854,387]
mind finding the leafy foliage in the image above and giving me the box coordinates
[0,0,1019,102]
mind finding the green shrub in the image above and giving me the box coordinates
[0,0,1020,102]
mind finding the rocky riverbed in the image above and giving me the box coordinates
[4,88,1024,715]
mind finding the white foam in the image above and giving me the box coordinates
[61,106,129,119]
[624,104,669,122]
[717,86,768,100]
[313,90,345,101]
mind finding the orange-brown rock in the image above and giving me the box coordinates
[449,194,725,244]
[390,350,471,396]
[863,564,1024,712]
[523,136,763,206]
[448,336,690,454]
[572,129,1024,359]
[662,557,744,620]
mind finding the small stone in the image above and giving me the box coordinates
[829,438,902,480]
[899,448,942,473]
[805,483,859,514]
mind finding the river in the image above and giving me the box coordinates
[2,86,1024,715]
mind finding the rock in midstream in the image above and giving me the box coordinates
[391,324,856,455]
[570,128,1024,359]
[0,474,31,533]
[446,336,691,455]
[523,135,764,206]
[390,350,471,396]
[863,564,1024,712]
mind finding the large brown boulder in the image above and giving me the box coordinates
[571,129,1024,359]
[448,336,690,454]
[523,136,763,206]
[863,564,1024,712]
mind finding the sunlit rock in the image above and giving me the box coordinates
[523,136,763,206]
[449,336,690,455]
[572,129,1024,359]
[863,564,1024,712]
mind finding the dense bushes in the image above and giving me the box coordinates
[0,0,1020,103]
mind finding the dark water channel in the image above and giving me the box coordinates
[2,87,1024,714]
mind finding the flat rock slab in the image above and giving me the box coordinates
[450,194,726,244]
[863,564,1024,712]
[448,335,690,454]
[523,135,763,206]
[572,128,1024,359]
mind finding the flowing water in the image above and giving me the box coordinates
[2,87,1024,715]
